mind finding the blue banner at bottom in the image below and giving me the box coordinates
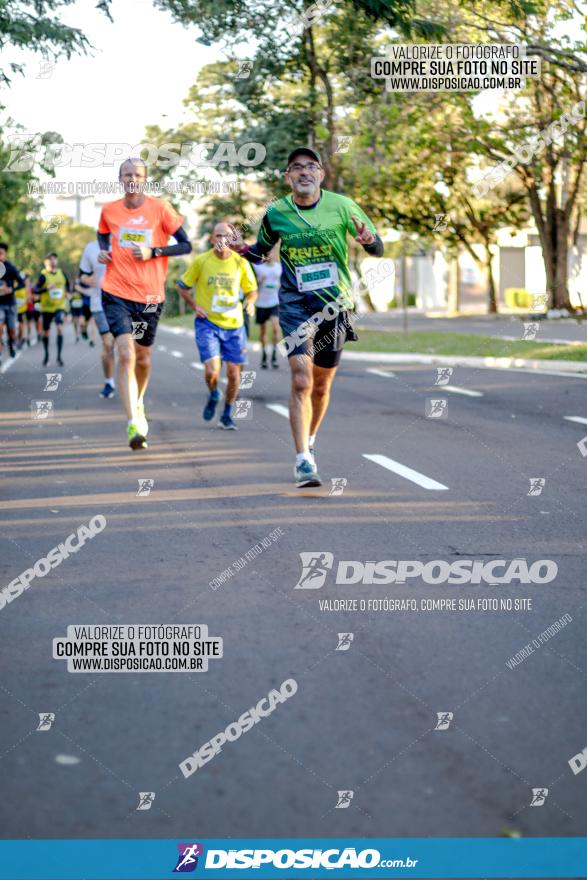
[0,837,585,880]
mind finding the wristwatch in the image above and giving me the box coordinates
[152,247,162,258]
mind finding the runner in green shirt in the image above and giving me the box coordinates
[228,146,383,488]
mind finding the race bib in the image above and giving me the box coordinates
[49,288,63,300]
[71,297,83,307]
[15,292,27,306]
[295,261,339,292]
[211,292,240,315]
[118,227,153,249]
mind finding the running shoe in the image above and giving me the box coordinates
[218,414,238,430]
[127,422,148,450]
[203,389,221,421]
[42,352,49,366]
[8,342,15,358]
[261,349,268,369]
[57,357,64,367]
[136,400,149,436]
[272,349,278,369]
[100,383,115,399]
[89,340,95,348]
[295,458,322,488]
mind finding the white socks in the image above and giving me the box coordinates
[296,434,317,466]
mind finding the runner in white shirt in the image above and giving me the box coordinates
[253,247,281,369]
[78,240,116,398]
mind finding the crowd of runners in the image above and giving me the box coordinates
[1,146,383,487]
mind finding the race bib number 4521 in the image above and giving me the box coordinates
[295,261,339,292]
[118,227,153,249]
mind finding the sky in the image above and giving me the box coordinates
[4,0,217,144]
[1,0,223,225]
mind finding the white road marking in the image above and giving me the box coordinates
[366,368,396,378]
[267,403,289,419]
[0,351,21,373]
[363,453,449,491]
[170,350,184,358]
[54,754,80,765]
[564,416,587,425]
[157,345,168,352]
[442,385,484,397]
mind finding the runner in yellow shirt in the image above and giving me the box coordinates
[15,274,32,349]
[33,253,71,366]
[177,221,257,429]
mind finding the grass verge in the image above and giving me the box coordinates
[163,316,587,361]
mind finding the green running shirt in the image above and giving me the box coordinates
[252,189,378,306]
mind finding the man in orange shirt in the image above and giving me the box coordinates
[97,158,191,449]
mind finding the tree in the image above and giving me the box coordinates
[343,90,531,312]
[0,0,112,89]
[438,0,587,309]
[152,0,417,184]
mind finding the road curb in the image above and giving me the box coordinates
[342,351,587,374]
[160,324,587,374]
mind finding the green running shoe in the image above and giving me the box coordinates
[136,400,149,436]
[127,421,147,450]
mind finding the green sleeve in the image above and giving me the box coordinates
[345,198,377,238]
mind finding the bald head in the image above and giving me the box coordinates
[119,158,148,194]
[211,221,232,257]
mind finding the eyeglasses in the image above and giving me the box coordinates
[288,162,321,172]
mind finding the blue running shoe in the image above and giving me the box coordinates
[218,414,238,430]
[100,382,115,399]
[295,458,322,488]
[203,389,221,421]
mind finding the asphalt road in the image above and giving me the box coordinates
[1,322,586,846]
[358,311,587,344]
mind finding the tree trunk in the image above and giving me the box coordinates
[315,64,335,188]
[303,29,317,149]
[554,209,570,309]
[484,243,498,314]
[524,180,572,310]
[447,253,460,313]
[304,25,335,187]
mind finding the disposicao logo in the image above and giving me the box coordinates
[294,553,558,588]
[173,843,204,872]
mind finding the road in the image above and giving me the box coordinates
[1,323,586,845]
[358,311,587,344]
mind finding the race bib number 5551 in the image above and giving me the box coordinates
[295,261,339,292]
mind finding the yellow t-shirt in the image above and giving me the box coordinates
[40,269,68,313]
[15,287,28,314]
[180,250,257,330]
